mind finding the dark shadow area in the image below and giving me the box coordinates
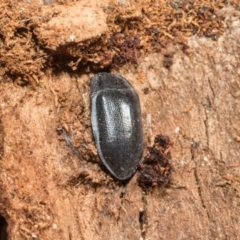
[0,215,7,240]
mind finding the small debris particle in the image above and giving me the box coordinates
[233,124,240,131]
[69,34,75,42]
[234,136,240,142]
[174,126,180,134]
[192,141,200,148]
[203,156,208,162]
[31,233,37,239]
[142,87,149,94]
[137,134,173,189]
[163,53,174,68]
[52,223,58,229]
[146,114,152,127]
[183,104,193,113]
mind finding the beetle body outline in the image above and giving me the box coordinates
[91,73,143,180]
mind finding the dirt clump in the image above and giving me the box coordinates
[138,135,173,189]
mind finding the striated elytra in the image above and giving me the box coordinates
[90,73,143,180]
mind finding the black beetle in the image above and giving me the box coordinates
[90,73,143,180]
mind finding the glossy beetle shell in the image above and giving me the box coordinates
[90,73,143,180]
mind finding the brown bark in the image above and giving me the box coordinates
[0,1,240,240]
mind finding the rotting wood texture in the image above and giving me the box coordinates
[0,1,240,240]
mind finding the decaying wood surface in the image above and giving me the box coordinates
[0,1,240,239]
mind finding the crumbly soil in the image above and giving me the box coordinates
[0,0,240,239]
